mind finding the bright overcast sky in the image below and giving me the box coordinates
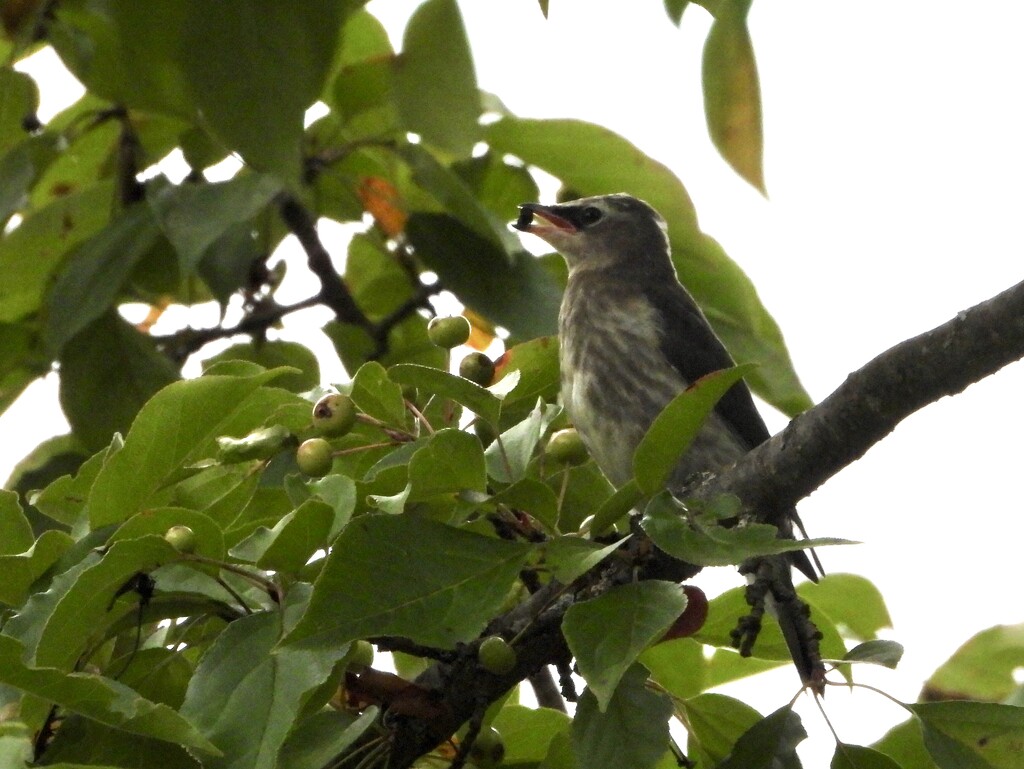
[6,2,1024,763]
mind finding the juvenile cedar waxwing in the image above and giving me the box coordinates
[514,193,824,689]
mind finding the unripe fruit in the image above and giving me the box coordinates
[545,428,589,466]
[164,525,197,554]
[344,640,375,671]
[660,585,709,642]
[460,352,495,386]
[469,726,506,768]
[296,438,333,477]
[478,636,516,675]
[428,315,471,349]
[312,393,357,437]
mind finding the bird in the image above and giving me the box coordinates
[513,192,824,689]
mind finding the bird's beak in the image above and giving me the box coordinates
[512,203,577,237]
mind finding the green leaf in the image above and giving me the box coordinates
[345,233,415,318]
[0,530,75,607]
[230,499,334,574]
[485,399,559,483]
[487,117,698,234]
[40,714,202,768]
[488,117,811,414]
[350,360,408,427]
[797,573,892,641]
[718,705,806,769]
[923,623,1024,703]
[492,336,561,409]
[552,461,615,534]
[408,428,487,501]
[389,363,502,426]
[588,480,643,536]
[32,536,180,672]
[0,634,218,754]
[685,234,811,414]
[453,151,541,222]
[563,581,686,711]
[176,0,353,183]
[45,203,162,354]
[489,478,560,533]
[31,442,110,526]
[150,173,282,273]
[0,720,32,768]
[0,181,115,322]
[542,536,622,584]
[392,0,480,155]
[664,0,691,25]
[572,663,673,769]
[492,704,571,765]
[282,514,532,650]
[641,491,852,566]
[276,708,378,769]
[58,312,180,451]
[832,743,904,769]
[871,718,940,769]
[111,507,226,561]
[49,1,193,117]
[844,640,904,669]
[702,0,765,194]
[406,213,562,339]
[86,369,295,527]
[0,489,33,555]
[633,364,754,494]
[203,340,320,394]
[197,222,264,305]
[641,638,707,701]
[178,587,338,769]
[397,143,521,256]
[680,693,762,767]
[0,68,38,155]
[909,701,1024,769]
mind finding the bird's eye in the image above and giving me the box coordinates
[579,206,603,225]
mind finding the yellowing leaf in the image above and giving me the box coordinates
[702,0,766,194]
[358,176,407,236]
[463,308,496,351]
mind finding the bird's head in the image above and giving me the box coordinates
[513,194,671,273]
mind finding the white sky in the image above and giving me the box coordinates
[5,1,1024,764]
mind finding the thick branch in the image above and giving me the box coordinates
[375,279,1024,769]
[697,278,1024,512]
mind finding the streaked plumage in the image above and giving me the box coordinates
[514,193,821,683]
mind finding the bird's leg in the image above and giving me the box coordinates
[731,559,770,656]
[733,556,827,694]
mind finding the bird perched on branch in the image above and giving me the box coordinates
[513,193,824,690]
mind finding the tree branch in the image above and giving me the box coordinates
[695,277,1024,512]
[276,194,374,331]
[374,278,1024,769]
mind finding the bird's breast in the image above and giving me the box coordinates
[559,286,686,485]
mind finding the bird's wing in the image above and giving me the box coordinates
[645,281,771,450]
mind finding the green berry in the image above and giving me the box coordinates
[460,352,495,386]
[545,428,589,466]
[296,438,333,476]
[312,393,357,437]
[478,636,516,675]
[344,640,375,671]
[469,726,506,768]
[428,315,472,349]
[164,525,197,554]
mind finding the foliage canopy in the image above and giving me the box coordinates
[1,2,1022,769]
